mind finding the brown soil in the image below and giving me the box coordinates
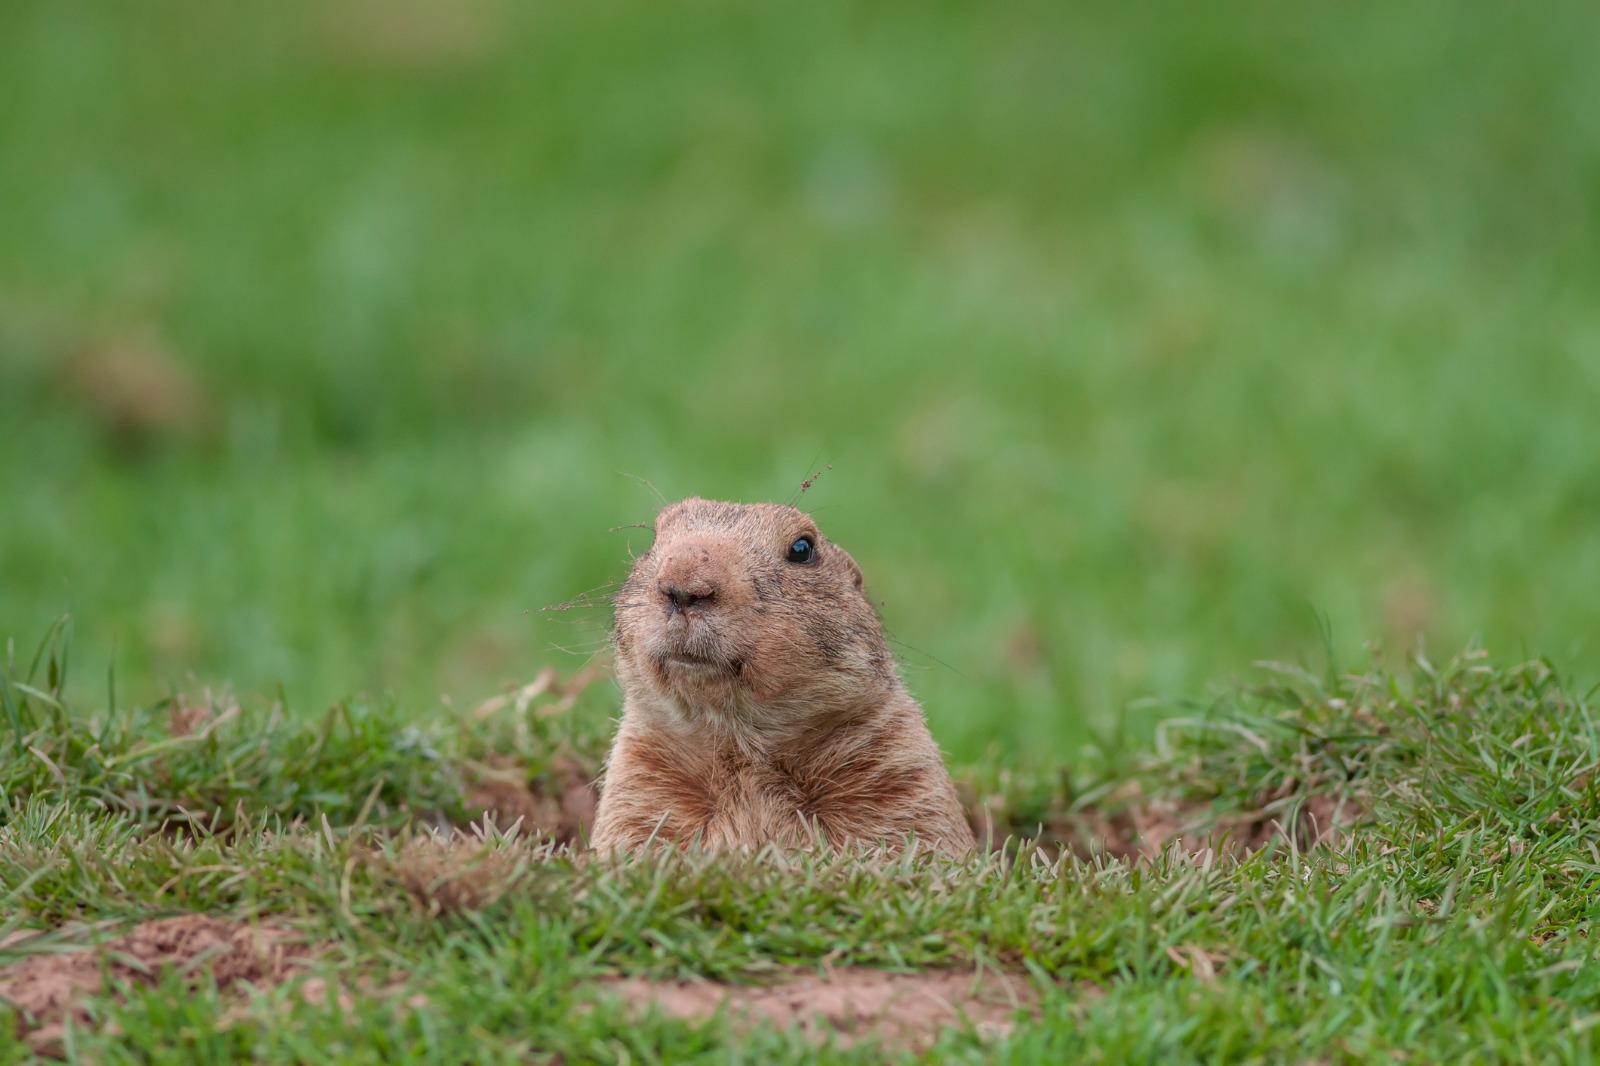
[465,754,597,846]
[0,915,299,1056]
[1082,787,1357,859]
[462,666,606,846]
[968,783,1361,861]
[602,966,1038,1051]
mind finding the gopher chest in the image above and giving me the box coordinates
[591,719,959,854]
[640,757,817,850]
[600,737,823,850]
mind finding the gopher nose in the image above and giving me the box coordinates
[658,577,716,612]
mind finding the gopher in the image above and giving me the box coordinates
[589,498,975,856]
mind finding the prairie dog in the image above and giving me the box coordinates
[589,498,974,856]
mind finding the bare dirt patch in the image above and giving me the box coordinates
[1072,786,1358,859]
[462,665,607,845]
[0,915,299,1055]
[466,754,596,846]
[968,782,1362,861]
[602,967,1037,1051]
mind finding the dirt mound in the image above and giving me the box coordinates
[466,754,597,846]
[969,782,1360,861]
[463,666,605,846]
[602,967,1037,1051]
[0,915,298,1055]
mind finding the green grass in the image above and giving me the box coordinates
[4,0,1600,761]
[4,630,1599,1062]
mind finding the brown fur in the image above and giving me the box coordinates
[590,498,975,856]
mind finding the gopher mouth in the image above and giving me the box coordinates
[657,650,743,678]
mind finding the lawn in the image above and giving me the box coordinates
[3,636,1598,1061]
[4,0,1600,1059]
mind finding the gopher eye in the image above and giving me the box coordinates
[785,536,816,564]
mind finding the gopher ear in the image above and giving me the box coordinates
[654,503,686,531]
[846,557,864,589]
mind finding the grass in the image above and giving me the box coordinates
[4,0,1600,761]
[3,627,1599,1062]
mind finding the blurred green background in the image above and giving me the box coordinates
[3,1,1598,763]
